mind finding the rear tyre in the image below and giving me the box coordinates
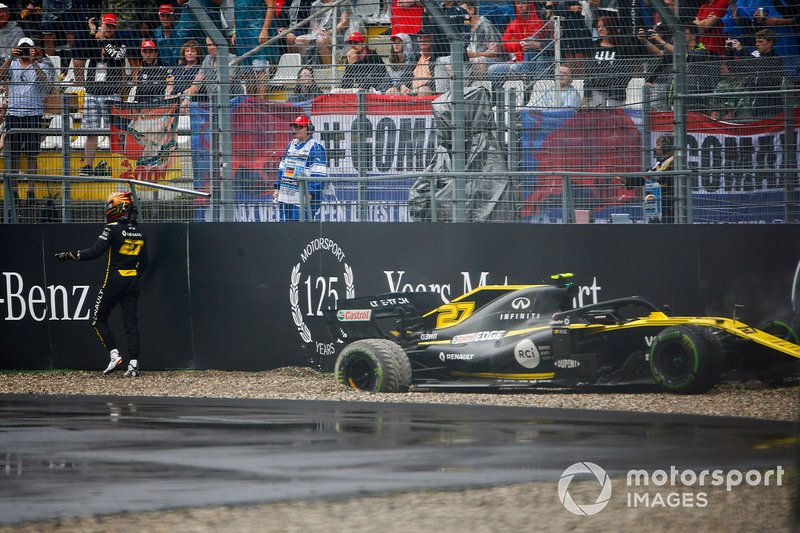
[335,339,412,393]
[757,312,800,345]
[649,325,719,394]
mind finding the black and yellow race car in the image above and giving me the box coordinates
[327,274,800,394]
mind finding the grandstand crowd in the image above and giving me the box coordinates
[0,0,797,221]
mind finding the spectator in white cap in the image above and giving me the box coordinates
[0,3,26,60]
[0,36,55,219]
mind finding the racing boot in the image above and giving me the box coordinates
[103,349,123,375]
[123,359,139,378]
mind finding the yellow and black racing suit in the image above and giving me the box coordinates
[77,220,148,360]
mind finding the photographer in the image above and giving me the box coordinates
[726,29,784,119]
[0,37,54,215]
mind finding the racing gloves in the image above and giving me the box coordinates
[54,251,79,262]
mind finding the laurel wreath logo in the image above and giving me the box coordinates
[344,263,354,298]
[290,263,312,343]
[290,262,355,344]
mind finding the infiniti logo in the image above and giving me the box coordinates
[511,297,530,310]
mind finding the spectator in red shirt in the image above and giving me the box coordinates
[391,0,424,36]
[501,0,544,62]
[488,0,550,86]
[694,0,729,54]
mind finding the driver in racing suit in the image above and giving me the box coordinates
[54,192,148,377]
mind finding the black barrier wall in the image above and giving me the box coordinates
[1,224,798,371]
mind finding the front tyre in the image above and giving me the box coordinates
[649,325,719,394]
[758,312,800,345]
[335,339,412,393]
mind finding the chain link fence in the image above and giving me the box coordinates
[0,0,797,223]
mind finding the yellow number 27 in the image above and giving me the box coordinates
[119,239,144,256]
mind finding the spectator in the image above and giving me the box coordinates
[546,0,593,62]
[420,0,470,61]
[500,0,545,63]
[289,0,351,65]
[647,134,675,223]
[459,0,507,77]
[693,0,729,55]
[728,29,784,118]
[583,15,642,107]
[385,32,417,92]
[186,36,241,100]
[644,26,717,111]
[36,0,80,57]
[392,28,436,95]
[276,0,314,43]
[234,0,279,96]
[487,0,547,86]
[274,114,329,221]
[751,0,799,76]
[174,0,223,52]
[391,0,423,36]
[528,64,581,108]
[171,38,202,96]
[479,0,515,35]
[287,65,322,101]
[135,39,173,106]
[585,0,643,40]
[341,31,391,92]
[0,3,26,60]
[75,12,128,176]
[0,37,54,212]
[153,4,182,67]
[710,60,752,121]
[103,0,145,74]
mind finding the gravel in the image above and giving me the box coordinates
[1,367,798,421]
[1,368,798,532]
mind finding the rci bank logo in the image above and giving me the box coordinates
[558,462,612,516]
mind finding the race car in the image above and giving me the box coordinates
[326,274,800,394]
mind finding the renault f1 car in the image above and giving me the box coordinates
[326,274,800,394]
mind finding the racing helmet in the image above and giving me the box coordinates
[291,114,314,132]
[105,192,135,222]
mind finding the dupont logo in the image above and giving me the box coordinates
[337,309,372,321]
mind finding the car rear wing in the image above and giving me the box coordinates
[324,292,443,343]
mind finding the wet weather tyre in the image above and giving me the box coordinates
[335,339,412,393]
[649,325,719,394]
[757,312,800,345]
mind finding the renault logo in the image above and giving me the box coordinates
[511,297,530,310]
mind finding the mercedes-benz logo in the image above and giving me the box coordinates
[511,297,530,310]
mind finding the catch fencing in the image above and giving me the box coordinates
[0,0,798,224]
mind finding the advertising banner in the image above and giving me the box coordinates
[651,109,800,223]
[110,102,183,188]
[4,223,797,371]
[206,95,797,223]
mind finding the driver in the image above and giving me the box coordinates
[54,192,148,377]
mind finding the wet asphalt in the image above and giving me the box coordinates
[0,394,796,524]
